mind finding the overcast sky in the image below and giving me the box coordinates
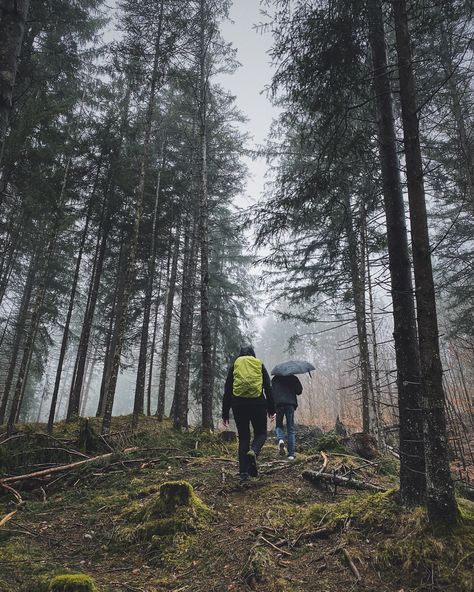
[219,1,277,210]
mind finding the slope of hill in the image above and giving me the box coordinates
[1,417,473,592]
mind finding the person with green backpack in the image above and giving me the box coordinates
[222,346,275,484]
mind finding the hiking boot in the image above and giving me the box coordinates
[239,473,250,486]
[247,450,258,477]
[278,439,286,456]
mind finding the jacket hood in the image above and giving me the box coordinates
[239,345,256,357]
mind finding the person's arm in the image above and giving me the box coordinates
[222,364,234,422]
[294,376,303,395]
[262,365,275,416]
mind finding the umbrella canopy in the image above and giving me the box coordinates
[271,360,315,376]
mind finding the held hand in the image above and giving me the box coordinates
[268,414,275,422]
[222,419,229,428]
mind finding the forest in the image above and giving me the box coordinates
[1,1,474,591]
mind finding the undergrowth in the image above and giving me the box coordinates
[303,491,474,591]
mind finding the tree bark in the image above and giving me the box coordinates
[393,0,457,523]
[367,0,426,506]
[0,0,30,165]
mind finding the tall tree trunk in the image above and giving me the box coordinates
[343,193,374,434]
[0,0,30,165]
[173,213,199,429]
[79,352,96,416]
[0,252,36,423]
[47,186,96,432]
[156,224,180,420]
[101,3,165,435]
[67,205,109,419]
[68,89,131,420]
[393,0,457,523]
[367,0,426,506]
[146,258,165,416]
[96,233,124,417]
[198,0,213,429]
[132,141,166,429]
[363,217,384,447]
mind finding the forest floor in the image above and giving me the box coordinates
[1,416,474,592]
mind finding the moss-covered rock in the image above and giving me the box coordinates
[119,480,212,544]
[35,574,98,592]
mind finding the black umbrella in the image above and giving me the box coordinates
[271,360,315,376]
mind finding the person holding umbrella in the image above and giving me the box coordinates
[271,360,315,460]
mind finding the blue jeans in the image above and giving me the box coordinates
[275,405,296,457]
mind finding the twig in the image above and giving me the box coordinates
[260,535,292,556]
[0,482,23,504]
[0,511,17,527]
[341,548,361,582]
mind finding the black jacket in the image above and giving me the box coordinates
[271,375,303,409]
[222,357,274,421]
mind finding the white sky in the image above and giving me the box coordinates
[219,1,277,209]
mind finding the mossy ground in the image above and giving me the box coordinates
[1,415,473,591]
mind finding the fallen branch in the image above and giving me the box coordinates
[0,511,17,527]
[302,470,386,492]
[260,535,292,556]
[0,483,23,504]
[341,547,361,581]
[0,447,139,486]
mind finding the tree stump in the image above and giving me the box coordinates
[343,432,379,460]
[219,430,236,443]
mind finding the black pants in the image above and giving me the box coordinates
[232,404,267,476]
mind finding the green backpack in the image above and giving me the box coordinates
[233,356,263,398]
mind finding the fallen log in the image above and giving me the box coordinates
[0,447,139,486]
[302,470,386,492]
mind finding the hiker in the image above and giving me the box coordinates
[222,346,275,483]
[271,374,303,460]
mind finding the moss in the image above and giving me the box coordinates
[119,480,212,544]
[304,492,474,592]
[376,457,399,476]
[303,490,399,531]
[378,498,474,591]
[314,431,346,453]
[46,574,98,592]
